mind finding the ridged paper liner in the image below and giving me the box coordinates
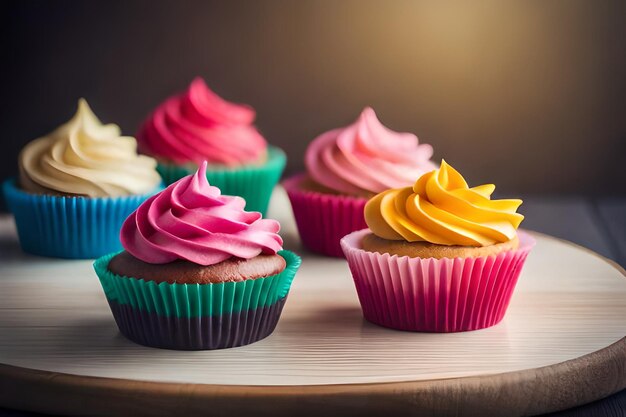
[107,298,287,350]
[283,174,367,257]
[341,229,535,332]
[156,146,286,215]
[2,179,161,259]
[93,250,301,350]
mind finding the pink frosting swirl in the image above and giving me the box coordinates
[120,161,283,265]
[305,107,436,196]
[137,78,267,166]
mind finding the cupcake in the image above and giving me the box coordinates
[283,107,436,257]
[2,99,162,259]
[136,77,286,215]
[93,162,301,350]
[341,160,534,332]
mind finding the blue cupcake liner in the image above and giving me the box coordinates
[2,178,162,259]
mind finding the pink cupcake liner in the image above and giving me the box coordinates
[283,174,367,257]
[341,229,535,332]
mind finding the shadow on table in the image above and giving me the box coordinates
[0,232,26,261]
[43,317,142,356]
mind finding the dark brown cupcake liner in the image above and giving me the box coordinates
[107,297,288,350]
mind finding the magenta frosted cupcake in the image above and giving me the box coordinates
[93,162,301,350]
[341,161,534,332]
[283,107,436,257]
[136,77,286,215]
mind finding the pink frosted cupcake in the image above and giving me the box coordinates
[283,107,435,257]
[341,161,534,332]
[93,162,301,350]
[136,77,286,215]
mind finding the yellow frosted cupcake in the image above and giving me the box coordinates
[341,161,535,332]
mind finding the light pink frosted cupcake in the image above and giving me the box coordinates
[283,107,436,257]
[341,161,534,332]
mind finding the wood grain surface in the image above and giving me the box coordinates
[0,188,624,416]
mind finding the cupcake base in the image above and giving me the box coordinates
[283,174,367,257]
[341,229,535,332]
[108,297,287,350]
[361,232,520,259]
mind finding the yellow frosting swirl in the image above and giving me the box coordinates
[364,160,524,247]
[19,99,161,197]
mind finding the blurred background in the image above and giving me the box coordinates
[1,0,625,198]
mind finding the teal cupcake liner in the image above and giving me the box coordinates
[95,250,301,350]
[2,178,162,259]
[156,146,286,215]
[93,250,301,318]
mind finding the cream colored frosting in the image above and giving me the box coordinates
[19,99,161,197]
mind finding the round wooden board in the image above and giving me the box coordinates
[0,188,624,417]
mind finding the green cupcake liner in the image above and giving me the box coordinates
[156,146,286,215]
[93,250,301,318]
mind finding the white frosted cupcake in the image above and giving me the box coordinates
[3,99,162,258]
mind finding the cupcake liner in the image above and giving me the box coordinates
[283,174,368,257]
[156,146,286,215]
[107,298,287,350]
[93,250,301,350]
[2,179,161,259]
[341,229,535,332]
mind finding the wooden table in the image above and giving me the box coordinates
[0,190,624,417]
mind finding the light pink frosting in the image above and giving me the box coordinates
[305,107,436,195]
[137,78,267,166]
[120,162,283,265]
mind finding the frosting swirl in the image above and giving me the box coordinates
[365,160,524,246]
[19,99,161,197]
[120,161,283,265]
[305,107,436,196]
[137,77,267,166]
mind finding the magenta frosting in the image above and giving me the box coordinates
[137,78,267,166]
[120,162,283,265]
[305,107,436,195]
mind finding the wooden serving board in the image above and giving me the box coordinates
[0,188,624,417]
